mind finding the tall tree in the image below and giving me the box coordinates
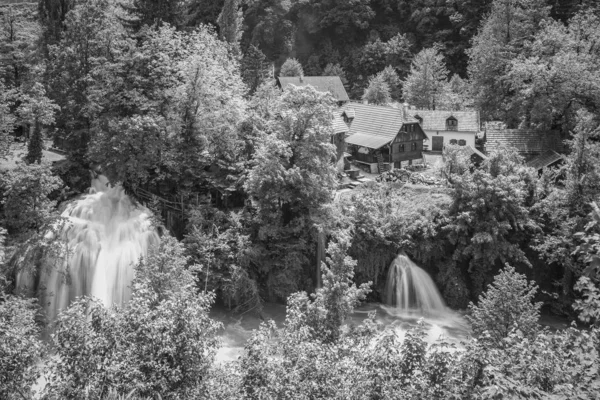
[376,65,402,101]
[217,0,243,55]
[507,11,600,135]
[120,0,186,31]
[241,45,270,95]
[362,74,391,105]
[468,0,550,124]
[38,0,76,46]
[402,47,449,110]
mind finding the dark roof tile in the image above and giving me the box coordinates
[278,76,350,102]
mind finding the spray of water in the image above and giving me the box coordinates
[384,252,446,314]
[16,175,159,322]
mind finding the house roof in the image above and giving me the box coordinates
[277,76,350,102]
[413,109,480,132]
[485,129,563,155]
[526,150,564,170]
[333,114,349,134]
[340,102,420,149]
[464,145,488,160]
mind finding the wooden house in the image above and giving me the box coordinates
[410,108,481,151]
[341,102,427,174]
[277,76,350,105]
[526,149,564,172]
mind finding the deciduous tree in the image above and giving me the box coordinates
[402,47,449,109]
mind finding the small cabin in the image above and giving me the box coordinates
[342,103,427,174]
[411,109,480,152]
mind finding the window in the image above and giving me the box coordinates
[458,139,466,146]
[399,144,405,152]
[411,142,417,151]
[449,139,458,145]
[446,117,458,131]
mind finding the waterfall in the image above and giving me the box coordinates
[384,252,446,314]
[16,175,160,322]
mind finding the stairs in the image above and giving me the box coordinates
[376,152,387,174]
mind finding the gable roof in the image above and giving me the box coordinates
[485,129,563,155]
[413,109,480,132]
[277,76,350,102]
[526,149,564,170]
[341,102,421,149]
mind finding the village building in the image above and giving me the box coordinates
[410,109,481,151]
[277,76,350,105]
[526,149,565,172]
[484,128,563,159]
[341,102,427,174]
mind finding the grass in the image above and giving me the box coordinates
[0,141,65,170]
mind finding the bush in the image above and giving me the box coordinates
[0,277,44,400]
[43,236,222,399]
[468,264,541,346]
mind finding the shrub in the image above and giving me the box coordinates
[468,264,541,346]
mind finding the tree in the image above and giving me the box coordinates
[244,85,337,300]
[217,0,243,55]
[0,276,44,400]
[17,83,60,164]
[241,45,270,95]
[0,83,15,159]
[507,11,600,135]
[43,236,222,398]
[362,73,391,105]
[0,163,63,238]
[402,47,449,109]
[322,63,347,85]
[376,66,402,101]
[468,264,542,346]
[89,25,246,193]
[468,0,550,124]
[444,146,539,295]
[119,0,186,31]
[279,57,304,77]
[38,0,76,46]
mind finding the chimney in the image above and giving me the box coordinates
[402,102,409,119]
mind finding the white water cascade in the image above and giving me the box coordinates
[16,175,160,322]
[384,252,446,314]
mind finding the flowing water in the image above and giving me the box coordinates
[16,178,468,364]
[16,175,160,322]
[384,252,447,314]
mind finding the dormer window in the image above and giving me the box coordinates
[414,115,423,125]
[446,116,458,131]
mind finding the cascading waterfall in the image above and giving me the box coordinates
[16,175,160,322]
[384,252,446,314]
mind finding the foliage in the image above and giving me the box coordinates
[119,0,187,31]
[217,0,243,54]
[0,278,44,400]
[402,47,449,110]
[0,163,63,238]
[322,62,347,85]
[43,235,222,399]
[183,206,258,312]
[241,44,270,95]
[468,0,551,124]
[468,264,542,346]
[89,24,246,192]
[375,65,402,101]
[0,83,15,159]
[441,143,472,181]
[508,11,600,135]
[362,73,391,105]
[279,57,304,77]
[444,146,539,295]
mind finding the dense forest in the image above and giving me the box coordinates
[1,0,600,398]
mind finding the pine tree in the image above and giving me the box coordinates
[376,66,402,101]
[468,264,541,346]
[279,58,304,77]
[120,0,186,31]
[402,47,449,110]
[217,0,243,55]
[362,74,391,105]
[25,121,43,164]
[241,45,269,95]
